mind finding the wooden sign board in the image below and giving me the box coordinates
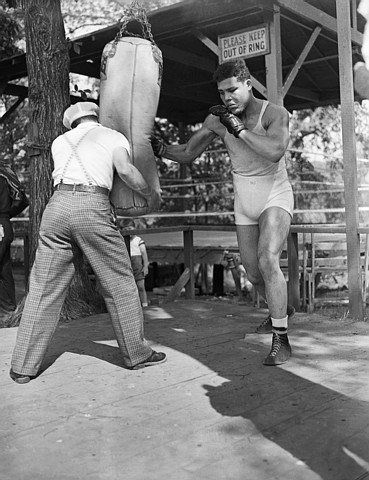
[218,24,270,64]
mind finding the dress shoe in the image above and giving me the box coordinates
[129,351,167,370]
[9,368,34,384]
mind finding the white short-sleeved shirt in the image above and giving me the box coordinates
[130,235,144,256]
[51,122,130,190]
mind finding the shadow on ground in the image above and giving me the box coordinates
[34,298,369,480]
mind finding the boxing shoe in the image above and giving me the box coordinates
[255,304,295,334]
[263,332,292,366]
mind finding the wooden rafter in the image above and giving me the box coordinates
[282,25,321,97]
[278,0,363,45]
[0,97,24,124]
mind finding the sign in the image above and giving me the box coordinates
[218,24,270,64]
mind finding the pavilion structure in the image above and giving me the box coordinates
[0,0,366,318]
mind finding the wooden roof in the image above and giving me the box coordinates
[0,0,365,123]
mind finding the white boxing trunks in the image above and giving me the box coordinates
[233,169,294,226]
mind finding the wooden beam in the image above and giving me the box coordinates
[278,0,363,46]
[280,11,338,46]
[183,229,195,299]
[162,268,191,303]
[299,54,338,66]
[70,63,99,78]
[282,25,321,97]
[0,97,24,124]
[287,85,320,102]
[336,0,364,319]
[192,28,219,56]
[160,84,216,105]
[251,76,267,98]
[351,0,358,31]
[264,4,284,105]
[287,231,300,310]
[160,44,217,72]
[3,83,28,98]
[0,80,6,95]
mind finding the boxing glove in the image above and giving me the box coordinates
[209,105,246,137]
[151,136,167,158]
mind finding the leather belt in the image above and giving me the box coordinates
[55,183,109,196]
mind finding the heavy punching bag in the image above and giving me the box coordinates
[354,0,369,99]
[99,2,162,216]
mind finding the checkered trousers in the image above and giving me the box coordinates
[11,191,153,375]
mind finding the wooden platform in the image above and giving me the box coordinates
[1,298,369,480]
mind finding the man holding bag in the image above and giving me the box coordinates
[10,102,166,384]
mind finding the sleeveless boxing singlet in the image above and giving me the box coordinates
[224,101,293,225]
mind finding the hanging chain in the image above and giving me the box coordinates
[114,0,155,44]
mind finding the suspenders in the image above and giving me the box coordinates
[60,127,96,186]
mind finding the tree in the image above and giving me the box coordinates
[8,0,102,327]
[288,104,369,225]
[23,0,70,264]
[0,0,22,58]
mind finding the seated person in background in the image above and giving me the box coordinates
[0,161,29,316]
[119,222,150,308]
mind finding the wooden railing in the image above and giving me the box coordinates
[121,224,369,311]
[16,223,369,311]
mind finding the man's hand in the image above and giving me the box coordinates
[147,188,161,212]
[138,185,162,212]
[209,105,246,137]
[0,224,4,242]
[151,136,167,158]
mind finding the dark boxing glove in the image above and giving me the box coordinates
[151,136,167,158]
[209,105,246,137]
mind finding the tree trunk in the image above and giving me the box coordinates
[25,0,69,262]
[8,0,106,327]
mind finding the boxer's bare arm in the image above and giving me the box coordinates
[160,115,218,165]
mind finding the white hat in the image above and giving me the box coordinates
[63,102,99,129]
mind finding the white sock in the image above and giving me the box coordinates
[271,316,288,333]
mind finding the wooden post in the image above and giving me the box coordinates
[123,235,130,255]
[336,0,364,319]
[212,264,224,296]
[264,3,283,105]
[183,229,195,298]
[287,231,300,310]
[265,4,297,310]
[178,122,188,213]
